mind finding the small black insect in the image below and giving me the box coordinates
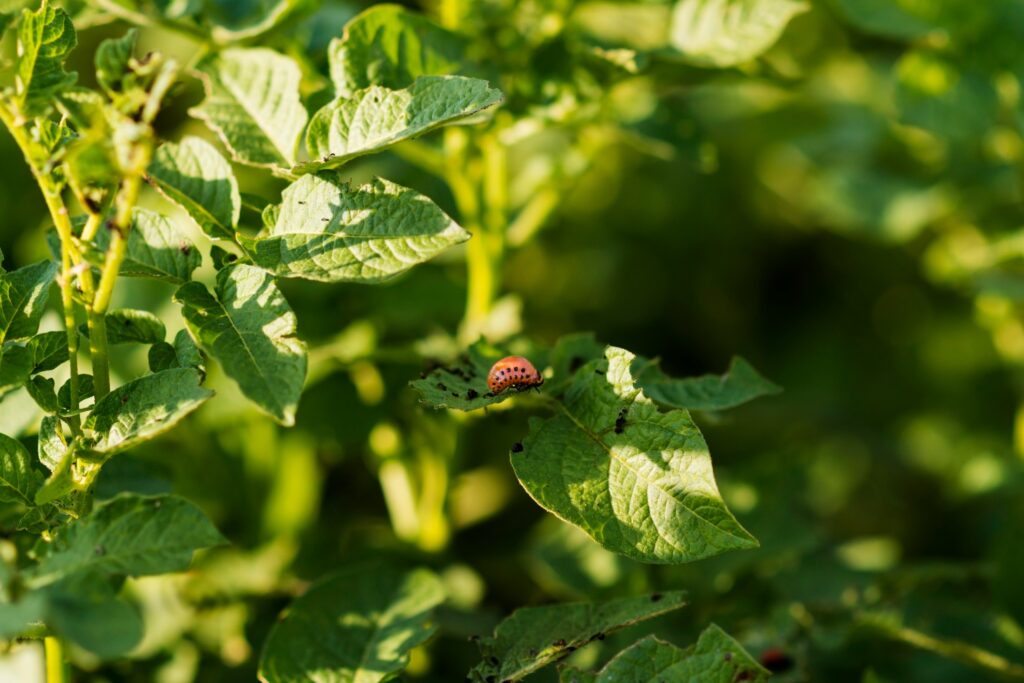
[614,407,627,434]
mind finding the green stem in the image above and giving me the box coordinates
[92,0,208,40]
[869,620,1024,680]
[0,103,82,433]
[44,636,67,683]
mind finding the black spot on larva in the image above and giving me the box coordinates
[511,442,523,453]
[650,592,662,602]
[466,389,479,399]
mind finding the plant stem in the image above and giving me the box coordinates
[90,171,143,401]
[868,619,1024,680]
[44,636,67,683]
[0,103,83,433]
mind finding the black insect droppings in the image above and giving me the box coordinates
[466,389,479,399]
[553,639,567,648]
[594,369,605,375]
[650,592,663,602]
[569,356,584,373]
[511,442,523,453]
[488,656,499,666]
[437,383,447,391]
[614,407,627,434]
[451,392,459,397]
[723,652,732,662]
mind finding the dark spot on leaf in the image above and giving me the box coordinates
[566,645,577,652]
[451,392,459,397]
[468,635,480,642]
[486,677,495,683]
[553,639,567,648]
[569,356,584,372]
[94,545,105,556]
[511,442,523,453]
[466,389,478,399]
[595,632,606,641]
[735,672,753,682]
[528,649,538,657]
[437,383,447,391]
[759,648,793,672]
[594,369,605,375]
[179,243,191,255]
[489,656,499,666]
[650,592,662,602]
[723,652,732,662]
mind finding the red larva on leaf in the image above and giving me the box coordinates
[487,356,543,394]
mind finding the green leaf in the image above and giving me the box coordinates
[0,260,57,343]
[0,342,33,397]
[468,591,687,682]
[410,341,529,411]
[14,0,77,117]
[95,28,137,96]
[190,48,308,168]
[149,136,241,241]
[57,373,93,414]
[47,577,143,658]
[512,347,758,563]
[148,330,204,373]
[329,4,468,95]
[576,627,769,682]
[0,436,41,505]
[669,0,808,67]
[0,432,42,505]
[300,76,502,173]
[80,309,166,345]
[0,591,47,639]
[26,493,225,589]
[83,368,213,455]
[27,331,69,372]
[25,375,57,413]
[831,0,941,40]
[91,209,201,284]
[635,356,780,411]
[249,174,470,283]
[259,565,445,683]
[175,265,306,425]
[37,415,66,472]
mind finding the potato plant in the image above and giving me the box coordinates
[0,0,1019,682]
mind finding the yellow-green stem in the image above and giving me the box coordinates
[0,102,83,433]
[416,450,450,552]
[44,636,67,683]
[868,620,1024,680]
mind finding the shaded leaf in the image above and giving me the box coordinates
[249,174,469,283]
[635,356,780,411]
[329,4,468,95]
[562,626,768,682]
[90,210,201,284]
[0,260,57,343]
[410,340,524,411]
[57,374,94,414]
[80,309,166,345]
[83,368,213,455]
[468,591,687,682]
[27,331,69,372]
[190,48,308,168]
[0,432,42,505]
[47,577,143,658]
[259,565,445,683]
[301,76,502,173]
[512,347,758,563]
[14,0,77,117]
[175,265,306,425]
[94,28,137,96]
[149,136,241,241]
[0,342,33,397]
[27,493,225,588]
[669,0,808,67]
[25,375,57,413]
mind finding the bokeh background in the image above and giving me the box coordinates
[3,0,1024,681]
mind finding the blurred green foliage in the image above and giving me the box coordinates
[2,0,1024,681]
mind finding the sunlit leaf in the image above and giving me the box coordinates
[512,347,758,563]
[329,4,467,95]
[190,48,308,168]
[14,0,77,116]
[468,591,687,682]
[90,209,201,284]
[259,565,445,683]
[249,174,469,282]
[27,493,225,588]
[149,136,241,241]
[175,264,306,425]
[83,368,213,455]
[0,260,57,343]
[669,0,808,67]
[300,76,502,173]
[0,432,42,505]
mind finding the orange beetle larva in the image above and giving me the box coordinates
[487,356,543,394]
